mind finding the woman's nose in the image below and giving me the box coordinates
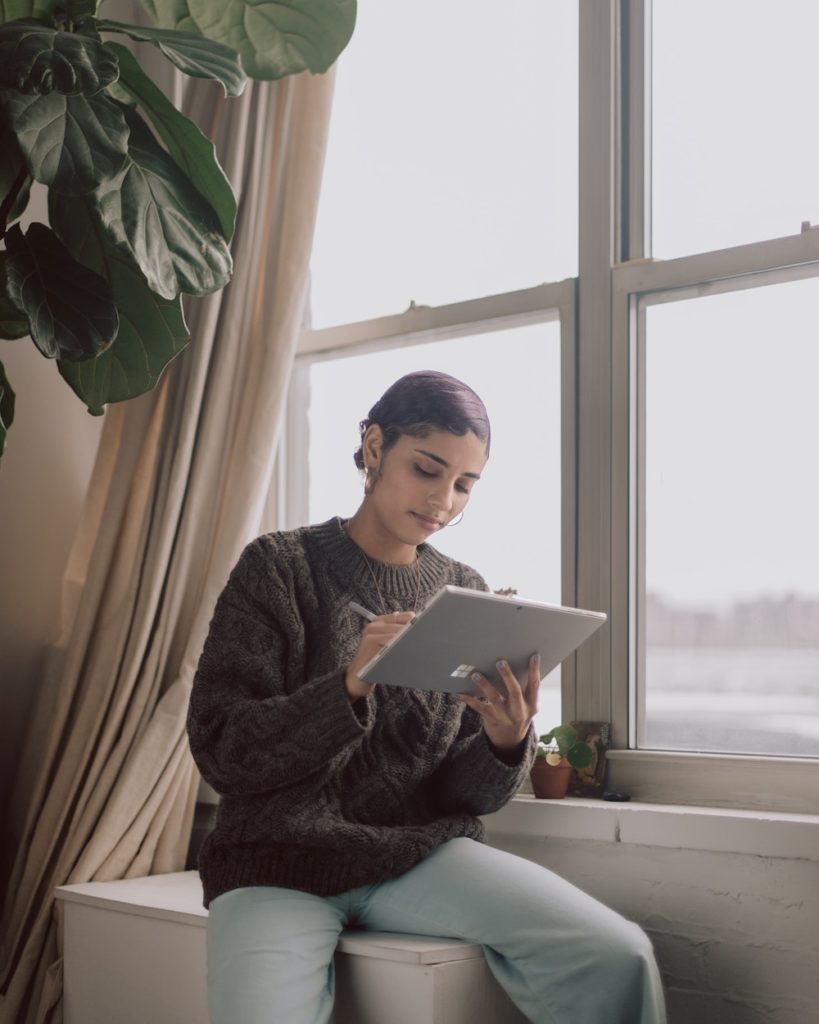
[428,479,455,512]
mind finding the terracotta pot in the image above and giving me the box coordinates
[530,759,572,799]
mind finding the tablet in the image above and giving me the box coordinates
[358,586,606,695]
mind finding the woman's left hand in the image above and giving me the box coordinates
[457,653,540,752]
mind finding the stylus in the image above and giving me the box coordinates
[348,601,376,622]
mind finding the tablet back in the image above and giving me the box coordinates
[359,586,606,695]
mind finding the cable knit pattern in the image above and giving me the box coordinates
[188,516,535,906]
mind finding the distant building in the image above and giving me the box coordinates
[646,592,819,647]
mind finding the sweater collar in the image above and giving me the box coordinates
[309,516,452,606]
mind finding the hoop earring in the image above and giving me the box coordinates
[447,511,464,527]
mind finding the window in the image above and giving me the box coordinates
[640,278,819,758]
[290,2,819,812]
[611,237,819,809]
[309,0,578,328]
[301,327,562,606]
[286,302,573,740]
[652,0,819,257]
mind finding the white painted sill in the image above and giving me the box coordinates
[481,795,819,862]
[602,748,819,817]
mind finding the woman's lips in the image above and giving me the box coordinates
[412,512,442,529]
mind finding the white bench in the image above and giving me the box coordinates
[55,871,528,1023]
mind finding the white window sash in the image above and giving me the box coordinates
[608,228,819,812]
[284,0,819,812]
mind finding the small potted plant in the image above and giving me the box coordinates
[530,725,595,799]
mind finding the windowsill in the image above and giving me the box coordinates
[601,748,819,816]
[482,795,819,862]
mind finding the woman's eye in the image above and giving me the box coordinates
[415,465,436,478]
[456,483,469,494]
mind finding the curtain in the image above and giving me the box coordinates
[0,61,335,1024]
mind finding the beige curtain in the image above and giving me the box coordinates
[0,63,335,1024]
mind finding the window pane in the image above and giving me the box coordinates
[642,278,819,756]
[304,323,562,733]
[653,0,819,257]
[309,1,578,328]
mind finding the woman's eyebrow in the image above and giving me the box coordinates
[414,448,482,480]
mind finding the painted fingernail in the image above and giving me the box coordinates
[471,672,482,682]
[497,659,508,670]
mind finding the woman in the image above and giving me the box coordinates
[188,370,666,1024]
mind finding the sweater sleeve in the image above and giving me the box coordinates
[426,708,536,816]
[187,538,370,796]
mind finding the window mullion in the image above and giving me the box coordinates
[575,0,618,725]
[619,0,651,261]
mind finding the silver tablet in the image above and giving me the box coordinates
[358,585,606,695]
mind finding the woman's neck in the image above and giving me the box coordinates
[344,506,418,565]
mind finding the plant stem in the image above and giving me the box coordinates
[0,167,29,244]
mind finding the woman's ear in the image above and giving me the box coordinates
[362,424,384,471]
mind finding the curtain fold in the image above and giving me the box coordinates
[0,64,335,1024]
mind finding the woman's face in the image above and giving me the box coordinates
[365,426,488,546]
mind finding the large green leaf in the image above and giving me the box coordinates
[50,192,189,413]
[65,0,97,19]
[92,104,232,299]
[0,121,32,225]
[0,295,29,337]
[1,86,129,195]
[105,41,235,239]
[0,19,118,94]
[104,76,135,106]
[3,222,117,360]
[138,0,356,80]
[96,19,245,97]
[137,0,207,37]
[0,358,15,456]
[0,2,62,24]
[0,252,29,338]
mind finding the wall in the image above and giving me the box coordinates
[0,315,104,832]
[484,800,819,1024]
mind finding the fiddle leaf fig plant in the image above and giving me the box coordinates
[0,0,357,458]
[94,19,248,96]
[138,0,357,80]
[0,360,15,454]
[4,220,118,360]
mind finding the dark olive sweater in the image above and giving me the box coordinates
[187,516,535,907]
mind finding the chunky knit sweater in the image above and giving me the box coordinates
[187,516,535,907]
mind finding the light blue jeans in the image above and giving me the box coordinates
[206,838,666,1024]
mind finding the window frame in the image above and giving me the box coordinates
[287,0,819,813]
[607,228,819,813]
[284,280,581,717]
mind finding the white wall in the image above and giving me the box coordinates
[484,801,819,1024]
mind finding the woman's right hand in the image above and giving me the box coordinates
[345,611,415,701]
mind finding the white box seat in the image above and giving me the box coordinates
[56,871,527,1023]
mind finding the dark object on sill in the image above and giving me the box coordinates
[602,791,631,802]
